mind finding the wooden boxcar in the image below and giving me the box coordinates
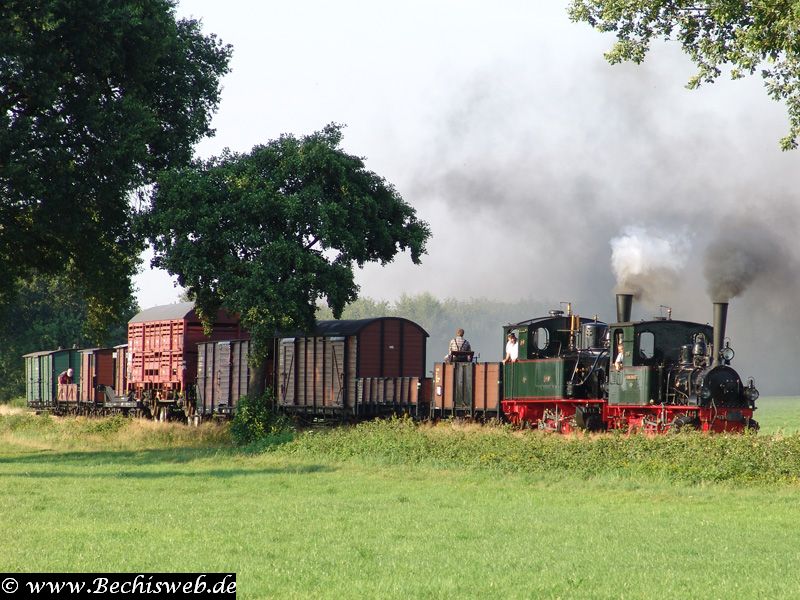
[127,302,244,417]
[23,348,81,410]
[431,362,503,419]
[196,339,251,417]
[277,317,429,418]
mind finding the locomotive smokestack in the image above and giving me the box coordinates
[616,293,633,323]
[712,302,728,367]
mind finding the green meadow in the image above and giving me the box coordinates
[754,396,800,434]
[1,397,799,599]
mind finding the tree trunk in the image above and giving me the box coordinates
[248,359,266,398]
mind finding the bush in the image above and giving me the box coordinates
[0,411,56,434]
[230,389,294,446]
[4,396,28,409]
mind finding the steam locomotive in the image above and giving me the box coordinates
[434,294,759,433]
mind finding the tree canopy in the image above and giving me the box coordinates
[569,1,800,150]
[143,125,431,358]
[0,0,231,333]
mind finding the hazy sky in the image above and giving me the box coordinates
[134,1,800,392]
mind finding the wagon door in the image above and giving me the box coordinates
[215,341,232,409]
[229,340,250,411]
[196,342,213,414]
[453,362,473,412]
[326,338,345,407]
[278,339,296,406]
[26,355,45,408]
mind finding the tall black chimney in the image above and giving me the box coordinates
[616,293,633,323]
[712,302,728,367]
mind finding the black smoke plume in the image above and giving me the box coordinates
[704,220,794,302]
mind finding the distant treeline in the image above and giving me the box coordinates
[317,293,552,372]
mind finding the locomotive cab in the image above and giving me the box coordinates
[608,320,713,406]
[502,309,609,404]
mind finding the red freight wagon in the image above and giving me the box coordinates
[127,302,244,419]
[79,347,115,404]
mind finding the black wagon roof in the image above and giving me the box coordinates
[292,317,429,338]
[22,347,81,358]
[22,349,56,358]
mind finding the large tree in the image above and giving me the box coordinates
[0,0,231,335]
[143,125,431,363]
[569,1,800,150]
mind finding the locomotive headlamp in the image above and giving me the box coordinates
[721,346,735,362]
[744,377,759,404]
[700,386,712,400]
[744,387,760,402]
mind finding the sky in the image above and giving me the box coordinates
[134,1,800,393]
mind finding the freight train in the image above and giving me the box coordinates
[23,294,759,433]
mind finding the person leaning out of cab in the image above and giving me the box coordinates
[503,332,518,363]
[614,342,625,371]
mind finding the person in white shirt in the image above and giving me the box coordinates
[614,342,625,371]
[503,332,519,363]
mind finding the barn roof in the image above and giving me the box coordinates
[129,302,195,323]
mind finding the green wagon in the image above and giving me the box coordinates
[23,348,82,410]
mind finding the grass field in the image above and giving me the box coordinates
[0,398,799,598]
[753,396,800,434]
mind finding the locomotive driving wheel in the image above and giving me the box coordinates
[671,413,700,432]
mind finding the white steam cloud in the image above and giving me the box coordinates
[611,226,691,301]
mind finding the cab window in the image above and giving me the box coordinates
[534,327,549,351]
[639,331,655,359]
